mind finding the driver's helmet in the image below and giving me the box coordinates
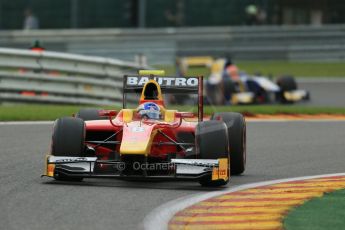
[137,102,161,120]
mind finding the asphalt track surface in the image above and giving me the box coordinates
[298,80,345,107]
[0,121,344,230]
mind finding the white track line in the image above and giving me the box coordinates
[142,172,345,230]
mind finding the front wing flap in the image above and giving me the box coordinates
[43,156,229,181]
[284,89,309,101]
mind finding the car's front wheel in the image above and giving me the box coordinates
[51,117,85,181]
[196,120,230,187]
[212,112,246,175]
[276,76,297,103]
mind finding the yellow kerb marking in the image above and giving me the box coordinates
[217,192,324,199]
[173,214,282,222]
[243,187,337,193]
[169,176,345,230]
[199,200,305,206]
[169,221,282,230]
[273,181,345,187]
[183,206,289,214]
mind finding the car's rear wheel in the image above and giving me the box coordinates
[196,120,230,187]
[51,117,85,181]
[223,78,237,104]
[212,112,246,175]
[76,108,106,121]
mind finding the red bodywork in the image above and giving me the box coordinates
[84,111,197,161]
[83,74,203,162]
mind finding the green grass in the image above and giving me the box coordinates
[284,189,345,230]
[1,105,345,121]
[0,105,113,121]
[237,61,345,77]
[203,105,345,116]
[156,61,345,77]
[171,105,345,116]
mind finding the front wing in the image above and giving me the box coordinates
[284,89,309,102]
[43,156,229,182]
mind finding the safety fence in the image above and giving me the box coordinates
[0,48,148,105]
[1,25,345,64]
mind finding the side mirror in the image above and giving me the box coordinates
[98,110,117,117]
[176,112,194,119]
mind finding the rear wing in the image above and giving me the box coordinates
[123,74,204,121]
[178,56,227,76]
[179,56,214,67]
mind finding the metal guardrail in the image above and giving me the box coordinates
[1,25,345,63]
[0,48,148,105]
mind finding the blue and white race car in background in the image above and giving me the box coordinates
[222,72,310,105]
[177,57,310,105]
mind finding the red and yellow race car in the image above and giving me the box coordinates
[43,70,246,187]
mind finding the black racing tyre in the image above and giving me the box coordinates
[52,117,85,156]
[222,77,237,103]
[276,76,297,103]
[211,112,246,175]
[76,108,105,121]
[277,76,297,91]
[196,120,230,187]
[51,117,85,181]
